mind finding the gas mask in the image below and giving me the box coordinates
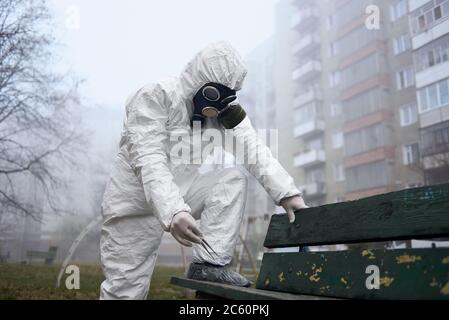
[192,82,246,129]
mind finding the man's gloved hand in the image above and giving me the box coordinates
[280,195,309,224]
[170,212,203,247]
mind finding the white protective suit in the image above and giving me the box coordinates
[100,42,301,299]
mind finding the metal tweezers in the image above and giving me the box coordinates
[200,238,219,260]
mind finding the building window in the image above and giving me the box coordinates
[435,4,443,19]
[305,137,323,151]
[342,53,386,89]
[429,83,439,107]
[396,66,415,90]
[327,15,334,30]
[414,34,449,72]
[410,0,449,35]
[294,102,318,124]
[344,123,385,156]
[336,26,382,58]
[306,168,324,184]
[346,161,389,192]
[400,103,418,126]
[329,42,338,57]
[418,77,449,113]
[334,164,345,182]
[329,71,341,88]
[421,121,449,156]
[330,103,342,116]
[343,88,388,122]
[393,34,411,55]
[440,80,449,104]
[332,132,344,149]
[390,0,407,21]
[402,143,420,165]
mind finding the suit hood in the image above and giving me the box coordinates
[179,42,248,100]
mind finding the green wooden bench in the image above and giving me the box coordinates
[171,183,449,300]
[26,246,58,265]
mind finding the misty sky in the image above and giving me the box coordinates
[48,0,278,110]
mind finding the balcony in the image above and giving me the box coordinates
[292,60,321,82]
[420,121,449,157]
[294,149,326,168]
[292,34,320,57]
[293,89,322,108]
[415,60,449,89]
[423,153,449,170]
[291,8,320,31]
[412,13,449,49]
[299,182,327,198]
[294,119,325,138]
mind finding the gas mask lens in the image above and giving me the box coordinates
[202,86,220,101]
[192,82,237,125]
[201,86,220,117]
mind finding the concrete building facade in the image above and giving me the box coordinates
[409,0,449,185]
[270,0,448,206]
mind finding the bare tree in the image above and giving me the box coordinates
[0,0,85,222]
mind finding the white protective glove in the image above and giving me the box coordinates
[280,195,309,224]
[170,212,203,247]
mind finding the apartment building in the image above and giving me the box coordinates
[240,37,277,219]
[274,0,426,205]
[409,0,449,184]
[272,0,327,206]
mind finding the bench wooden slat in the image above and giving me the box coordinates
[170,277,332,300]
[264,184,449,248]
[26,251,54,259]
[256,248,449,300]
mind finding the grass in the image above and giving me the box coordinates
[0,263,187,300]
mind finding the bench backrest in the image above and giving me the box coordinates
[26,246,58,265]
[256,183,449,300]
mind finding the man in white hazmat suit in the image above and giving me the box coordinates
[100,42,308,300]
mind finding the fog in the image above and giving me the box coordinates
[1,0,449,271]
[0,0,279,266]
[48,0,278,109]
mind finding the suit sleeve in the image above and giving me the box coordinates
[125,87,190,230]
[229,116,301,205]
